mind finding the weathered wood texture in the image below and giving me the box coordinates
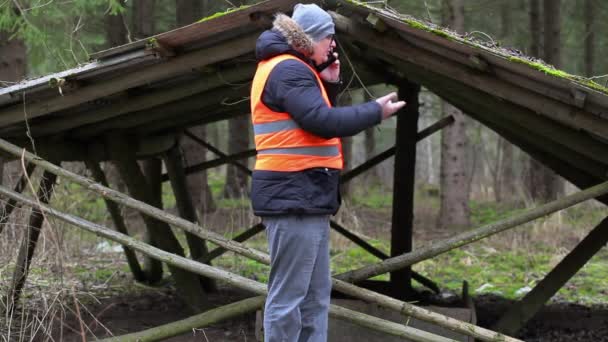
[390,81,419,299]
[99,296,267,342]
[163,144,216,292]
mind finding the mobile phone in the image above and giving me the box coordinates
[317,52,337,72]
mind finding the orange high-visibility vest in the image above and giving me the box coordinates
[251,54,343,172]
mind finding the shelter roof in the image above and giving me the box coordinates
[0,0,607,198]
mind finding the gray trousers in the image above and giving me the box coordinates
[263,214,331,342]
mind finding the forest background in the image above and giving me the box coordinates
[1,0,608,340]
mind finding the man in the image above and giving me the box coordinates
[250,3,406,341]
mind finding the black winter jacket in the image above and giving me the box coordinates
[250,17,382,216]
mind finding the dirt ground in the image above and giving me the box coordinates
[49,286,608,342]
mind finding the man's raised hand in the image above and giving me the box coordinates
[376,92,406,119]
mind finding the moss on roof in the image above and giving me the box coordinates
[339,0,608,95]
[197,5,251,23]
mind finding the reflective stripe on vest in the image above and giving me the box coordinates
[251,54,343,172]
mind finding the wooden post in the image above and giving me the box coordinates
[107,134,208,313]
[493,216,608,335]
[163,144,217,292]
[84,160,151,283]
[0,162,35,235]
[7,169,57,311]
[390,80,420,299]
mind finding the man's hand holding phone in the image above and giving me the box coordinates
[319,51,340,83]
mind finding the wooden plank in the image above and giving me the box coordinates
[347,37,608,170]
[331,13,608,142]
[493,217,608,335]
[0,33,259,128]
[184,130,252,176]
[202,223,265,263]
[335,3,608,117]
[70,86,249,139]
[91,0,307,60]
[25,65,255,137]
[161,149,257,182]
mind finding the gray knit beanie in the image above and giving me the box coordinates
[292,3,335,42]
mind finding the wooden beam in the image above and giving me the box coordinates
[340,115,454,184]
[84,159,151,283]
[493,216,608,335]
[201,223,265,263]
[352,43,608,177]
[133,103,248,137]
[160,149,257,182]
[390,80,420,299]
[107,134,209,313]
[0,33,260,127]
[163,144,216,292]
[7,169,57,311]
[46,68,254,139]
[330,220,439,294]
[184,130,251,176]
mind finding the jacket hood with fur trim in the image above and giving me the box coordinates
[255,13,315,62]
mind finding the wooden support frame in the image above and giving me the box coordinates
[84,160,152,283]
[340,115,454,184]
[330,220,440,294]
[389,80,420,299]
[160,149,256,182]
[7,169,57,311]
[107,134,209,313]
[493,216,608,335]
[184,130,251,176]
[163,144,217,292]
[0,162,36,235]
[0,183,521,342]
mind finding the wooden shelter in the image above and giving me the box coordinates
[1,0,608,340]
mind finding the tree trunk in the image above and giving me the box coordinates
[223,115,250,198]
[584,0,594,77]
[495,2,517,204]
[177,0,216,212]
[132,0,156,39]
[0,15,26,186]
[104,10,127,48]
[437,0,470,230]
[527,0,563,202]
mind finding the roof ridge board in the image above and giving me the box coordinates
[90,0,312,61]
[337,0,608,97]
